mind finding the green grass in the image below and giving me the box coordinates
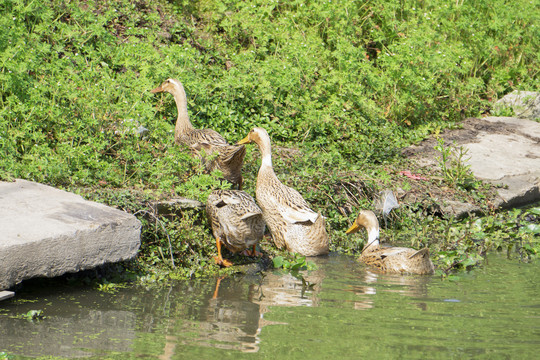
[1,0,538,277]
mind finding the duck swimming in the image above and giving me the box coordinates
[346,210,434,275]
[237,127,329,256]
[151,78,246,189]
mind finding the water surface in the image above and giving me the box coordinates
[0,253,538,359]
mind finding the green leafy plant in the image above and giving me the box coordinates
[0,351,13,360]
[272,254,317,271]
[434,137,480,190]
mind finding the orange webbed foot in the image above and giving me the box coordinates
[214,256,233,267]
[241,246,263,257]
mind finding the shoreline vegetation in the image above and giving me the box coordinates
[1,0,538,282]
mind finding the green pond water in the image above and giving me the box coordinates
[0,253,538,359]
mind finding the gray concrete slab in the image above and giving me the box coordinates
[0,179,141,290]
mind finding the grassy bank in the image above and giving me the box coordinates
[1,0,538,278]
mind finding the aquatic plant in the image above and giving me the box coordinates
[21,310,45,321]
[272,254,317,272]
[387,206,540,276]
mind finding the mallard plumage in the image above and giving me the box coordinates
[237,127,329,256]
[151,78,246,188]
[206,190,266,267]
[346,210,434,275]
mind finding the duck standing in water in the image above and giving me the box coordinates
[206,190,266,267]
[237,127,329,256]
[346,210,434,275]
[151,78,246,189]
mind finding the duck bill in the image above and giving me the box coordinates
[236,134,251,145]
[345,221,360,234]
[150,85,163,94]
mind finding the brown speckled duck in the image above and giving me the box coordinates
[206,190,266,267]
[237,127,329,256]
[346,210,434,275]
[151,78,246,189]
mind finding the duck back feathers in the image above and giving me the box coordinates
[206,190,265,253]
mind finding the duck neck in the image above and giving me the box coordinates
[365,227,380,249]
[258,135,273,170]
[172,84,193,136]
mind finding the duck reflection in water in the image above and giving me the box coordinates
[157,276,262,357]
[158,268,325,357]
[350,269,432,311]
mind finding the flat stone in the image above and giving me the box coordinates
[0,179,141,290]
[404,116,540,215]
[463,132,538,180]
[490,174,540,209]
[461,117,540,208]
[483,116,540,139]
[439,200,482,219]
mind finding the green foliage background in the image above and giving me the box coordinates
[1,0,538,275]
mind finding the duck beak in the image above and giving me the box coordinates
[236,134,251,145]
[150,85,163,94]
[345,221,360,234]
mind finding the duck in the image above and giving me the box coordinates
[151,78,246,189]
[206,189,266,267]
[237,127,329,256]
[346,210,434,275]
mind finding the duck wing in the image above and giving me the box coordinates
[180,128,229,150]
[272,184,320,224]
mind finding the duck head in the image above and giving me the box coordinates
[237,127,270,146]
[237,127,273,167]
[150,78,183,94]
[346,210,380,246]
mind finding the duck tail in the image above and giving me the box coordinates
[304,214,329,255]
[409,247,430,259]
[219,144,246,165]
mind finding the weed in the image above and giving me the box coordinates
[20,310,45,321]
[434,137,481,190]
